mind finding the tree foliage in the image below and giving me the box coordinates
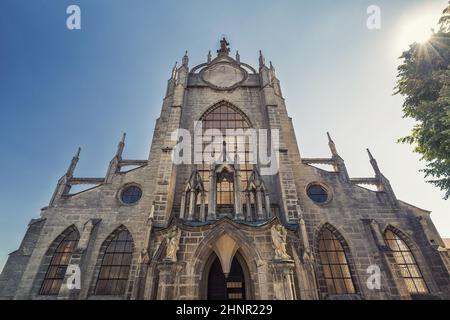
[395,5,450,199]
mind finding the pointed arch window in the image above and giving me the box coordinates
[318,226,356,295]
[244,169,270,221]
[181,170,206,220]
[39,229,79,295]
[384,229,428,294]
[216,169,234,210]
[197,103,253,208]
[95,229,134,295]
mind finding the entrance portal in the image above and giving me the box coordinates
[207,255,246,300]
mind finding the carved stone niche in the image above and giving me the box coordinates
[200,62,248,90]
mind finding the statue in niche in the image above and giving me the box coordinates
[271,224,291,260]
[165,227,181,262]
[138,247,149,264]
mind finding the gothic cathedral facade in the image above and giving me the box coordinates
[1,39,449,300]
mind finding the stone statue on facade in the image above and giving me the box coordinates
[271,224,291,260]
[217,37,230,55]
[165,227,181,262]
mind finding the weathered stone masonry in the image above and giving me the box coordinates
[0,39,449,300]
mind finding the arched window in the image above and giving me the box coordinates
[197,103,252,210]
[318,226,356,295]
[384,229,428,294]
[95,229,134,295]
[39,229,79,295]
[216,169,234,212]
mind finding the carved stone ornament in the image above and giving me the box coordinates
[164,226,182,262]
[271,224,292,261]
[200,62,247,90]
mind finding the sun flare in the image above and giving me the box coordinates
[396,7,442,52]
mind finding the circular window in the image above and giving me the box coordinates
[306,184,329,204]
[120,185,142,205]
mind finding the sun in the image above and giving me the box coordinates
[401,15,436,44]
[396,4,443,52]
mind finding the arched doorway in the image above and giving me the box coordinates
[207,254,246,300]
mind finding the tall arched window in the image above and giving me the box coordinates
[384,229,428,294]
[197,102,253,211]
[39,228,79,295]
[318,226,356,295]
[95,228,134,295]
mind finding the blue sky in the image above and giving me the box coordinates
[0,0,448,269]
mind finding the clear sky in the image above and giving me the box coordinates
[0,0,448,269]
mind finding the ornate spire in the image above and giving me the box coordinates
[182,50,189,67]
[236,50,240,64]
[259,50,266,68]
[171,62,178,79]
[327,132,338,156]
[207,50,212,63]
[217,37,230,56]
[269,61,276,79]
[115,132,126,159]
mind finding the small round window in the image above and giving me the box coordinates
[307,184,329,204]
[121,185,142,204]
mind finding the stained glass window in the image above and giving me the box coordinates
[121,185,142,204]
[307,184,328,203]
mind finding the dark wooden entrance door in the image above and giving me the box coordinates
[207,256,246,300]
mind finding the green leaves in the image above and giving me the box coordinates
[395,6,450,199]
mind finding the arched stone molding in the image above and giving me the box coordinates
[189,220,263,299]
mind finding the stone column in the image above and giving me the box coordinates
[265,193,271,219]
[156,261,183,300]
[234,165,244,220]
[270,260,296,300]
[187,190,196,220]
[179,192,186,219]
[207,165,216,220]
[200,192,206,222]
[256,189,264,220]
[245,192,252,221]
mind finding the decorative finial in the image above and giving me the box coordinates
[367,148,381,175]
[259,50,265,67]
[327,132,333,142]
[67,147,81,177]
[182,50,189,68]
[207,50,212,63]
[217,37,230,56]
[171,61,178,79]
[115,132,126,159]
[75,146,81,158]
[236,50,240,64]
[327,132,338,156]
[182,50,189,67]
[366,148,374,161]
